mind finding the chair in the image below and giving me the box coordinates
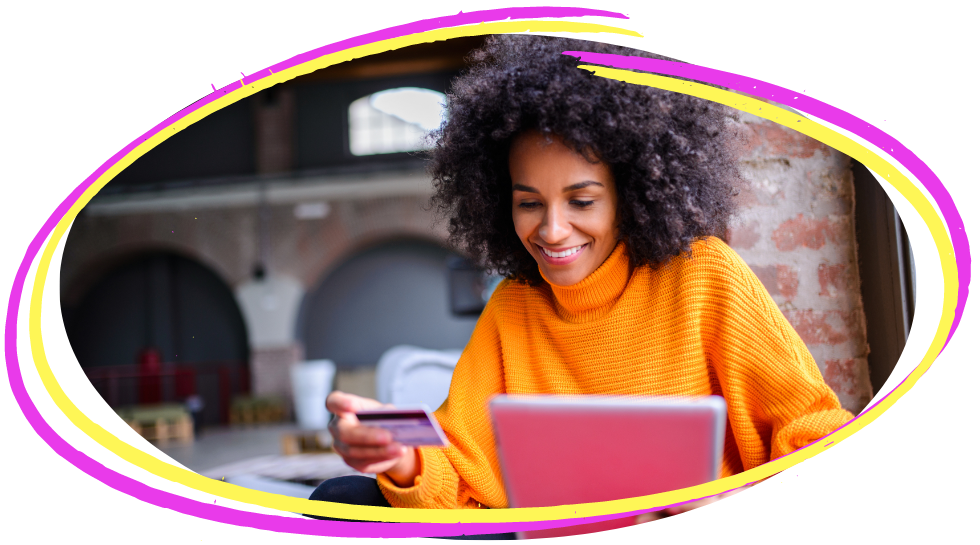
[375,345,463,410]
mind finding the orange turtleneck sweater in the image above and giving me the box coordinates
[376,236,853,509]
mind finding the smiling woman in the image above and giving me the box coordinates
[509,130,619,286]
[428,37,740,286]
[312,34,854,535]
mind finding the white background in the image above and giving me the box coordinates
[2,1,977,543]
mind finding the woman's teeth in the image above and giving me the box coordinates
[542,245,584,258]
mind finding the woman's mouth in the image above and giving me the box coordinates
[539,244,586,264]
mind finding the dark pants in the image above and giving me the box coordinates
[307,476,516,540]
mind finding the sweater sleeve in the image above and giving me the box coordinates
[376,289,509,509]
[700,240,854,471]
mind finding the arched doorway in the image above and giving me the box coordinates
[62,252,249,427]
[301,239,479,370]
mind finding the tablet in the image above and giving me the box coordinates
[489,395,727,538]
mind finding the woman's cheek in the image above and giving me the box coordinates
[512,212,535,242]
[511,209,523,236]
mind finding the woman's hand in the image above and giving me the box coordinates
[326,391,420,487]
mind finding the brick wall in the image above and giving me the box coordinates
[63,192,446,298]
[729,112,872,414]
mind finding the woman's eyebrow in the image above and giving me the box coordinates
[563,181,603,191]
[512,181,604,193]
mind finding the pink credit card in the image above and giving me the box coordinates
[355,405,448,447]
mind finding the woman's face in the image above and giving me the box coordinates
[509,131,619,287]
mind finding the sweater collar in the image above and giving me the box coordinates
[543,241,631,319]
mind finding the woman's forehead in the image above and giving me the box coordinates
[509,132,614,191]
[509,131,579,165]
[510,130,603,164]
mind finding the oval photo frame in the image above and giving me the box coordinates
[8,6,967,539]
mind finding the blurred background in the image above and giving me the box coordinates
[59,35,915,496]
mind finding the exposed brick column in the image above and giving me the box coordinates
[250,344,304,414]
[253,88,295,174]
[730,113,873,413]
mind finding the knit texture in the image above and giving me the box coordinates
[376,237,853,509]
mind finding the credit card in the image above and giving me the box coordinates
[355,405,448,447]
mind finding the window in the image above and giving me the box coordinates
[348,87,446,156]
[852,160,915,394]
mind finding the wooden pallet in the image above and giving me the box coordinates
[230,395,287,425]
[280,431,334,455]
[116,404,194,445]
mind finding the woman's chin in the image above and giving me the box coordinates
[540,267,588,287]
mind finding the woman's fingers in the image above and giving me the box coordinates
[325,391,409,474]
[333,417,393,446]
[335,441,409,475]
[330,417,393,460]
[332,437,402,474]
[346,457,405,475]
[335,442,405,461]
[327,391,382,414]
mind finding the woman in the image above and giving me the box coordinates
[310,35,852,522]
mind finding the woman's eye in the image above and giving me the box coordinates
[517,202,541,209]
[570,200,595,208]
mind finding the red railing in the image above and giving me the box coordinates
[83,361,250,425]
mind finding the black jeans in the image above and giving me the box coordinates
[307,476,516,540]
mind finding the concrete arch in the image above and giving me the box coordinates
[300,226,452,291]
[285,193,450,289]
[297,236,478,373]
[61,237,241,309]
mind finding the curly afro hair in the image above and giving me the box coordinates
[428,35,743,283]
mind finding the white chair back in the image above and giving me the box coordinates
[375,345,462,410]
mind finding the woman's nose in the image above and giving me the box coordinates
[538,206,572,243]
